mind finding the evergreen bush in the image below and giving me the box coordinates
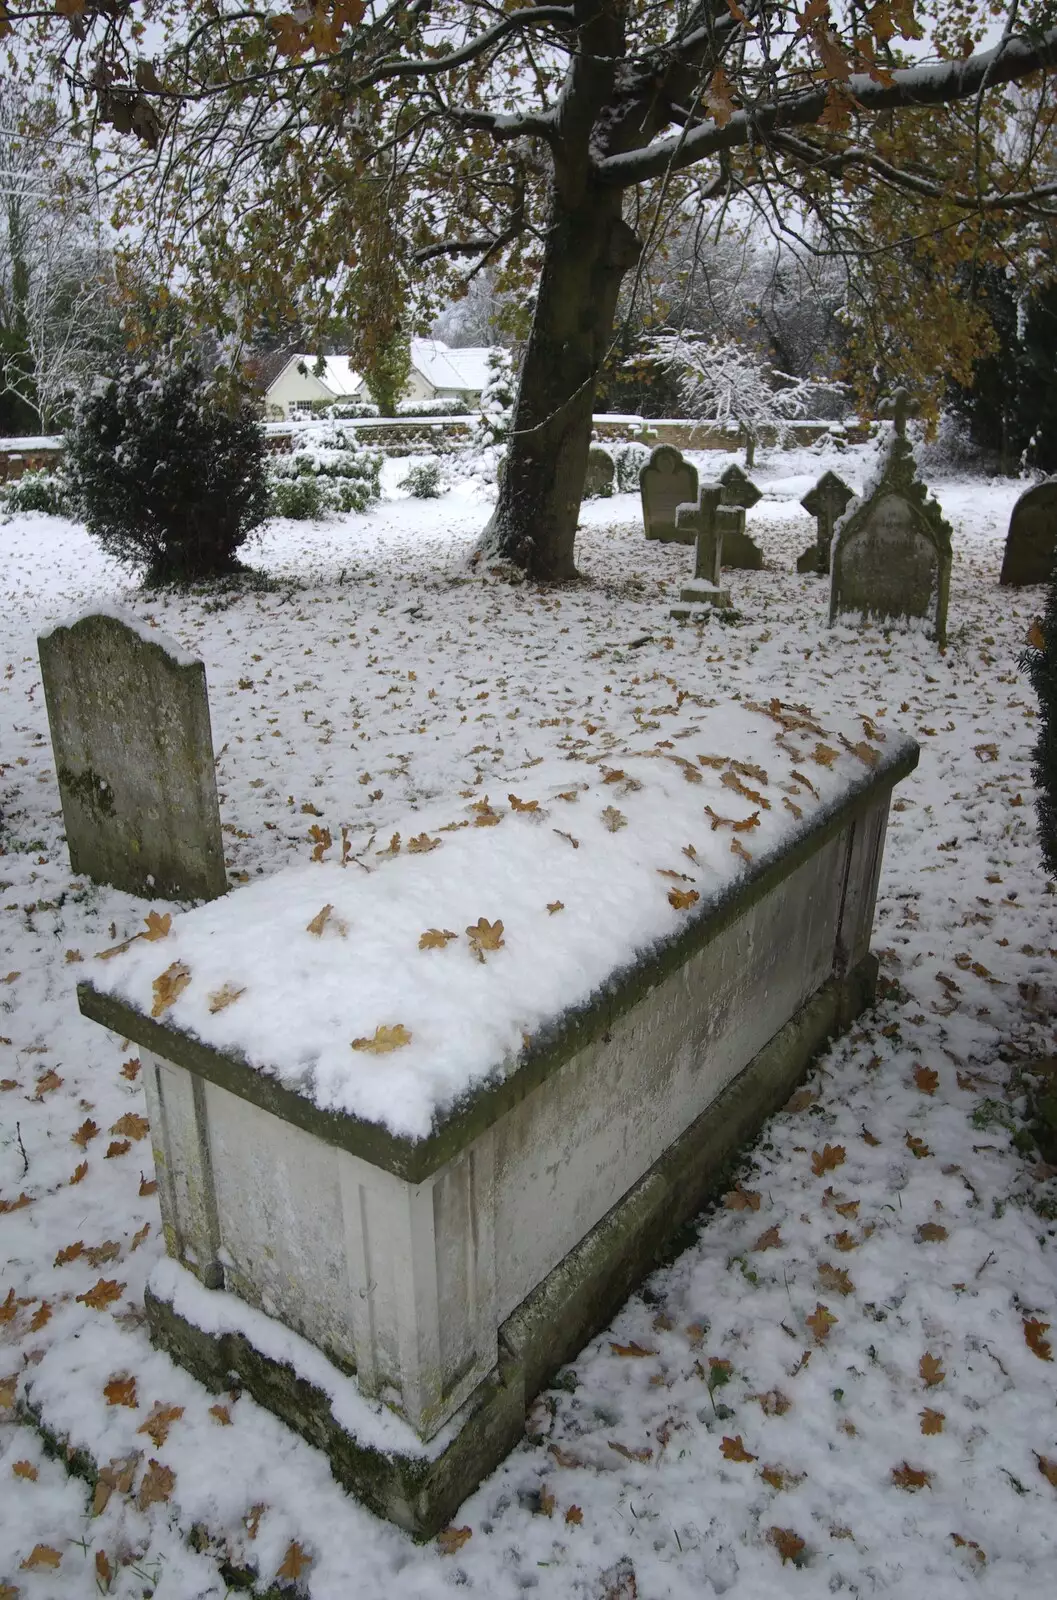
[399,460,445,498]
[64,361,269,581]
[614,441,652,493]
[267,424,382,518]
[0,468,74,517]
[1023,575,1057,878]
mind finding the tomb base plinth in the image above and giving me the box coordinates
[671,579,732,618]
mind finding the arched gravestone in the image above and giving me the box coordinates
[38,608,227,902]
[718,463,763,569]
[829,431,952,647]
[640,445,698,544]
[1000,479,1057,586]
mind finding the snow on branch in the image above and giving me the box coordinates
[638,333,843,440]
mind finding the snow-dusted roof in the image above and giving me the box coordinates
[409,339,496,394]
[273,354,363,397]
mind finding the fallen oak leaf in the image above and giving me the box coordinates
[811,742,839,769]
[72,1118,99,1148]
[1024,1317,1053,1362]
[609,1341,657,1358]
[103,1375,138,1409]
[466,917,504,959]
[553,828,579,848]
[601,805,627,832]
[905,1131,932,1159]
[919,1351,946,1387]
[151,961,191,1018]
[608,1440,653,1462]
[724,1186,762,1211]
[668,887,699,911]
[277,1541,313,1581]
[408,832,441,852]
[768,1527,806,1565]
[419,928,458,949]
[547,901,564,914]
[913,1064,939,1095]
[920,1408,945,1434]
[351,1024,412,1055]
[817,1263,854,1296]
[209,1403,232,1425]
[12,1459,38,1481]
[916,1222,948,1243]
[105,1139,131,1159]
[28,1300,51,1331]
[306,904,334,936]
[138,1403,185,1448]
[137,1459,175,1510]
[208,982,246,1013]
[721,770,770,809]
[721,1435,757,1462]
[20,1545,61,1570]
[437,1526,472,1555]
[120,1056,141,1081]
[54,1240,84,1267]
[811,1144,846,1176]
[891,1461,933,1491]
[507,794,539,813]
[806,1303,837,1342]
[76,1279,124,1311]
[753,1224,782,1252]
[730,836,753,864]
[33,1068,62,1098]
[565,1504,583,1525]
[1035,1452,1057,1490]
[110,1112,149,1141]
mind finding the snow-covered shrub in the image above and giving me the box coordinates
[0,468,73,516]
[319,397,380,420]
[614,441,652,493]
[583,444,615,498]
[399,460,446,498]
[1023,574,1057,878]
[267,424,382,518]
[473,349,515,449]
[64,362,269,580]
[395,397,466,418]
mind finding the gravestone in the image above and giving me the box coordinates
[797,471,854,575]
[670,485,731,618]
[718,463,763,569]
[38,608,227,901]
[1000,479,1057,586]
[829,404,952,647]
[583,444,615,499]
[640,445,698,544]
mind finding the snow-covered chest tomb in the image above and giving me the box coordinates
[79,699,917,1536]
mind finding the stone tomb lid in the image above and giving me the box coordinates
[82,701,917,1180]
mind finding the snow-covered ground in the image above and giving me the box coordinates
[1,442,1055,1599]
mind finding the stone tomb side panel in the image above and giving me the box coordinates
[491,820,854,1322]
[833,494,938,623]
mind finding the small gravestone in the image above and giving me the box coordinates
[1000,479,1057,586]
[670,486,731,618]
[640,445,698,544]
[798,471,854,575]
[829,393,952,646]
[38,608,226,901]
[584,444,615,499]
[718,463,763,569]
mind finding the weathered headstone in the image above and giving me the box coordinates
[1000,479,1057,586]
[38,608,227,901]
[584,444,615,499]
[797,471,854,575]
[829,424,952,647]
[640,445,698,544]
[717,463,763,569]
[670,486,731,618]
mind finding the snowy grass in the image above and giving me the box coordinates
[1,443,1056,1598]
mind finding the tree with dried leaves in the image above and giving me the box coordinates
[8,2,1057,578]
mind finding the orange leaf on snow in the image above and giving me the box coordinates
[105,1140,131,1159]
[668,887,699,911]
[905,1132,932,1159]
[72,1118,99,1148]
[920,1408,945,1435]
[437,1526,472,1555]
[143,911,172,942]
[724,1186,762,1211]
[277,1541,313,1581]
[609,1341,656,1359]
[1024,1317,1053,1361]
[806,1303,837,1342]
[76,1279,124,1311]
[28,1301,51,1331]
[19,1545,61,1570]
[109,1113,149,1141]
[720,1435,757,1462]
[104,1375,138,1409]
[608,1439,653,1463]
[919,1352,946,1388]
[1036,1453,1057,1490]
[151,962,190,1018]
[768,1526,806,1565]
[12,1460,38,1481]
[138,1402,184,1447]
[811,1144,846,1177]
[913,1065,939,1095]
[351,1024,412,1054]
[120,1057,141,1081]
[419,928,458,950]
[916,1222,948,1243]
[33,1069,63,1098]
[565,1504,583,1525]
[209,1403,232,1425]
[466,918,505,958]
[208,982,247,1013]
[137,1459,175,1510]
[817,1263,854,1297]
[753,1225,782,1252]
[54,1240,84,1267]
[891,1461,933,1491]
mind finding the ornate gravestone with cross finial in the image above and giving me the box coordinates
[829,389,952,646]
[878,385,920,440]
[717,463,764,568]
[797,471,855,575]
[669,485,731,618]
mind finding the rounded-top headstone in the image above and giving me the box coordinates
[640,446,698,545]
[1000,479,1057,587]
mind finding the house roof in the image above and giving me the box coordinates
[409,339,496,393]
[271,354,363,397]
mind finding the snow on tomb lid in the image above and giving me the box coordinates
[84,701,916,1144]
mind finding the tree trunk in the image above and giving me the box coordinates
[478,182,640,581]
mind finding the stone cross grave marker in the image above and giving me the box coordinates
[38,608,227,902]
[999,479,1057,586]
[640,445,698,544]
[670,485,730,619]
[829,426,952,647]
[878,385,920,439]
[797,470,854,575]
[717,463,763,569]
